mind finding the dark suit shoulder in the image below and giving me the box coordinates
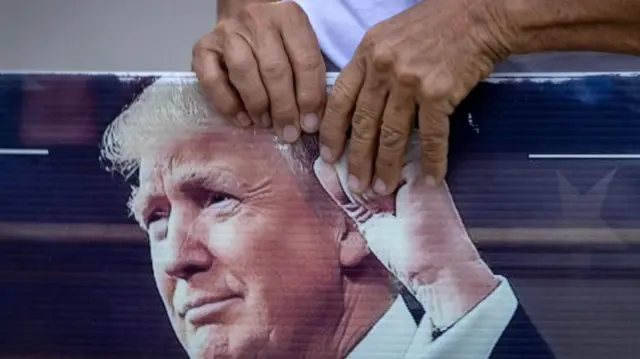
[490,305,556,359]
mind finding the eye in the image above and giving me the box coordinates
[144,208,169,229]
[143,208,169,241]
[203,191,235,208]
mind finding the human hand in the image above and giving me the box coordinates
[313,146,496,328]
[319,0,512,194]
[192,1,326,142]
[312,140,481,285]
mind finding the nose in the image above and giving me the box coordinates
[163,208,214,281]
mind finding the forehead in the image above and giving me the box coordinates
[138,129,289,186]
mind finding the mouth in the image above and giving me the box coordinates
[180,295,242,326]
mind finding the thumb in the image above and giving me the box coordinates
[313,158,352,207]
[314,158,376,224]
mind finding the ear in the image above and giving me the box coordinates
[339,220,370,267]
[313,158,371,267]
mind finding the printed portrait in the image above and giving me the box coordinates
[2,72,640,359]
[97,77,549,359]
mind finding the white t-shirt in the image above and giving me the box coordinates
[290,0,640,72]
[290,0,420,69]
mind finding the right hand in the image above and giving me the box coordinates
[312,143,483,285]
[192,1,326,143]
[313,153,497,329]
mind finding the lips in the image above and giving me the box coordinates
[179,294,241,325]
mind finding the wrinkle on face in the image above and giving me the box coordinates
[132,129,351,358]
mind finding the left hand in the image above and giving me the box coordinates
[318,0,513,195]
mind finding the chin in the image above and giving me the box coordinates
[184,323,271,359]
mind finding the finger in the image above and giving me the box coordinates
[372,86,415,195]
[313,159,352,207]
[319,59,365,163]
[254,27,299,142]
[417,104,450,185]
[346,75,389,194]
[224,32,271,127]
[192,34,247,127]
[279,5,326,134]
[313,159,376,227]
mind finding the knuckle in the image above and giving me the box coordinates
[192,38,205,58]
[270,103,298,123]
[432,118,450,138]
[359,31,378,52]
[239,3,262,21]
[371,46,394,72]
[321,106,345,129]
[226,53,253,73]
[281,1,305,15]
[214,20,235,39]
[260,60,289,80]
[420,73,454,100]
[192,32,216,57]
[419,134,448,161]
[191,55,204,75]
[201,71,223,87]
[351,107,377,130]
[351,119,376,142]
[292,52,323,73]
[328,82,353,108]
[212,21,224,34]
[379,125,407,155]
[421,114,450,138]
[396,68,421,88]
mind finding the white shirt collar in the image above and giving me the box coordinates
[403,276,518,359]
[346,297,418,359]
[345,276,519,359]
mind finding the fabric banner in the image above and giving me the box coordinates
[0,72,638,359]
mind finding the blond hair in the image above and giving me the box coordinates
[100,76,402,296]
[100,77,319,182]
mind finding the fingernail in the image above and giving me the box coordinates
[320,145,333,162]
[282,125,299,143]
[425,175,437,187]
[363,188,377,199]
[261,113,272,128]
[301,113,319,132]
[236,112,251,127]
[348,174,361,192]
[373,178,387,195]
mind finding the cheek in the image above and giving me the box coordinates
[204,207,287,270]
[206,205,339,285]
[150,245,174,309]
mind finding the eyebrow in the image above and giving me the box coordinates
[170,164,249,193]
[128,188,162,226]
[129,165,249,222]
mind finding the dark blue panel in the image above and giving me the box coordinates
[1,73,639,358]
